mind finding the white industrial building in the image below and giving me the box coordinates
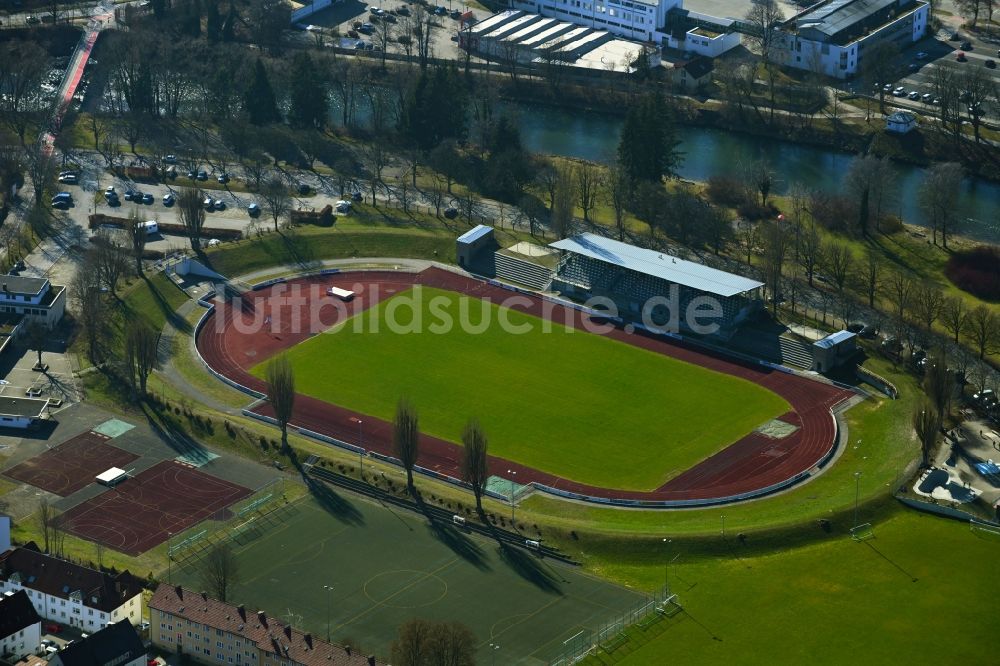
[494,0,929,79]
[774,0,929,78]
[462,10,661,71]
[511,0,672,43]
[0,544,145,633]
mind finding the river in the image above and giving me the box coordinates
[508,103,1000,244]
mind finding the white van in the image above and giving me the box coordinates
[141,221,158,235]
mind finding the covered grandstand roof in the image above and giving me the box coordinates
[550,234,763,297]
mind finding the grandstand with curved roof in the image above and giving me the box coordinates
[550,233,763,339]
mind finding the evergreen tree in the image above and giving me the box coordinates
[288,51,327,129]
[244,59,281,125]
[206,0,221,41]
[400,66,467,152]
[617,92,682,186]
[221,2,236,41]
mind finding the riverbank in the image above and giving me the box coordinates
[497,80,1000,186]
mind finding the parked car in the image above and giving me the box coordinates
[213,199,225,210]
[986,59,997,69]
[207,238,222,247]
[44,623,61,634]
[892,86,906,97]
[14,260,25,271]
[123,188,137,201]
[57,173,78,184]
[197,170,208,180]
[351,191,363,202]
[956,52,967,62]
[907,90,920,100]
[882,83,892,92]
[921,93,933,103]
[248,202,260,216]
[141,193,153,204]
[186,169,197,179]
[217,173,230,184]
[25,15,40,24]
[354,40,366,50]
[915,51,928,59]
[335,200,351,213]
[359,23,373,34]
[297,183,310,195]
[162,192,175,205]
[961,40,972,50]
[203,196,214,210]
[444,207,458,219]
[164,154,177,164]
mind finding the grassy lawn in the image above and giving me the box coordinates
[250,287,788,491]
[582,511,1000,665]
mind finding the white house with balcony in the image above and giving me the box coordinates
[0,276,66,329]
[0,544,145,633]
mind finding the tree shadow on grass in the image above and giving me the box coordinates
[304,475,365,526]
[142,403,211,460]
[497,541,563,595]
[129,274,191,335]
[414,495,490,571]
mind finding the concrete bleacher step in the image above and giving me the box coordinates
[778,336,814,369]
[494,252,553,291]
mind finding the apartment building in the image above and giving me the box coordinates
[0,276,66,329]
[0,590,42,662]
[148,586,383,666]
[0,544,145,633]
[49,621,145,666]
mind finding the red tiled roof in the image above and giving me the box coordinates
[148,586,383,666]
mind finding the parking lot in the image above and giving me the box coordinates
[862,28,1000,122]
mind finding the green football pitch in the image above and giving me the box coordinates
[174,494,649,665]
[252,287,788,491]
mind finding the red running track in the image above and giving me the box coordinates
[196,268,854,504]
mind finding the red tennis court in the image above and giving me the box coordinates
[59,460,251,555]
[3,431,140,497]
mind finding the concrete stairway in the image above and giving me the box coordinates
[493,252,553,290]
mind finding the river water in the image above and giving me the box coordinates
[509,103,1000,244]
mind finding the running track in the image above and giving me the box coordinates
[196,268,854,504]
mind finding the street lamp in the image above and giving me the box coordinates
[507,469,517,522]
[166,532,172,584]
[350,417,364,477]
[720,514,726,539]
[323,585,333,642]
[489,643,500,666]
[853,471,862,528]
[662,538,672,595]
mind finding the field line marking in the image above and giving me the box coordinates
[483,595,563,649]
[330,557,460,634]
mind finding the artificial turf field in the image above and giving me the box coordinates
[584,511,1000,665]
[251,287,788,490]
[175,494,648,665]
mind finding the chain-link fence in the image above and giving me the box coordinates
[547,586,680,665]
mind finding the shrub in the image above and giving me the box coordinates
[705,176,749,207]
[945,245,1000,301]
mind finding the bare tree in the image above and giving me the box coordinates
[913,401,939,467]
[911,281,944,331]
[0,40,51,144]
[822,240,854,293]
[918,162,962,248]
[124,319,158,400]
[93,228,129,294]
[797,219,823,285]
[605,164,629,241]
[860,247,883,308]
[923,354,953,421]
[199,542,240,603]
[460,419,489,515]
[394,397,420,493]
[124,211,148,275]
[574,164,602,223]
[25,320,48,369]
[390,619,475,666]
[761,220,789,314]
[738,219,760,265]
[967,305,999,359]
[743,0,786,123]
[550,167,575,240]
[37,499,55,553]
[26,145,57,207]
[411,6,436,70]
[260,178,291,232]
[265,354,295,452]
[940,296,969,343]
[178,188,206,251]
[883,270,913,325]
[71,251,109,364]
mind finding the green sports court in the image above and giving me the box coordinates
[173,491,648,664]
